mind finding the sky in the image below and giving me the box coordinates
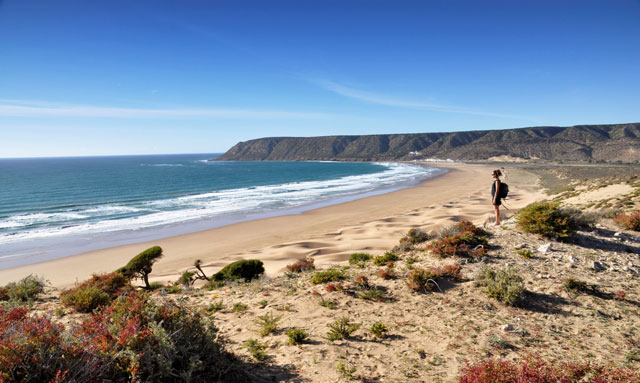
[1,0,639,157]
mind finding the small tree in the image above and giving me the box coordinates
[117,246,163,289]
[194,259,210,281]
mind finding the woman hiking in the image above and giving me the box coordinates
[491,169,503,225]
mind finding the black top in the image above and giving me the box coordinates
[491,180,501,205]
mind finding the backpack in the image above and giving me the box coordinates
[499,183,509,199]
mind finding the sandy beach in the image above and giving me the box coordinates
[0,163,544,288]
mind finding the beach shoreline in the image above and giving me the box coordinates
[0,163,545,288]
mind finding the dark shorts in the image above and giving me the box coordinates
[493,199,501,206]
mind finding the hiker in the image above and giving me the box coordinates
[491,169,503,225]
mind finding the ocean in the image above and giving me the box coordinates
[0,154,442,268]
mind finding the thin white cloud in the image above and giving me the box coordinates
[0,100,332,120]
[317,80,534,121]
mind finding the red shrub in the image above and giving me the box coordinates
[378,268,394,280]
[615,290,626,300]
[286,257,315,273]
[427,221,488,258]
[459,356,640,383]
[0,292,244,382]
[614,211,640,231]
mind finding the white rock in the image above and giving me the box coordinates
[538,243,552,253]
[624,266,629,271]
[515,243,527,249]
[568,256,579,263]
[502,324,514,332]
[614,232,622,237]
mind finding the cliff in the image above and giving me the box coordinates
[217,123,640,162]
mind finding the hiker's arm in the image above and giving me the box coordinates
[493,180,500,204]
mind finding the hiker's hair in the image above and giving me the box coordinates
[492,169,502,177]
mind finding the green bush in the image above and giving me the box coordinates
[327,317,361,342]
[117,246,164,289]
[60,273,130,312]
[212,259,264,283]
[244,338,268,361]
[516,202,576,238]
[370,322,389,338]
[61,285,110,313]
[476,267,525,306]
[0,275,46,302]
[349,252,372,265]
[395,228,430,252]
[178,271,195,287]
[373,251,399,266]
[255,312,282,336]
[286,328,309,345]
[563,278,589,293]
[311,268,348,284]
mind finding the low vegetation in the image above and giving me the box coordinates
[475,267,525,306]
[395,228,430,252]
[373,251,399,266]
[349,252,372,265]
[311,267,348,284]
[285,257,315,273]
[286,328,309,345]
[459,356,640,383]
[207,259,265,288]
[0,292,244,382]
[614,210,640,231]
[426,221,489,258]
[516,202,576,238]
[255,311,282,336]
[0,275,46,303]
[369,322,389,339]
[326,317,361,342]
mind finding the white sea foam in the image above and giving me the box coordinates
[0,163,437,245]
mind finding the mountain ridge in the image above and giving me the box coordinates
[217,123,640,162]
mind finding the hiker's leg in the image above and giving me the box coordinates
[494,204,501,225]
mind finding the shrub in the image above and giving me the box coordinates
[516,202,576,238]
[373,251,399,266]
[212,259,265,284]
[358,286,387,302]
[60,272,130,312]
[0,292,245,382]
[459,356,640,383]
[207,300,224,313]
[349,252,372,265]
[286,328,309,345]
[406,268,439,292]
[327,317,361,342]
[116,246,163,289]
[243,338,268,361]
[319,298,337,309]
[563,278,589,294]
[60,285,111,313]
[1,275,46,302]
[311,268,348,284]
[396,228,430,252]
[476,267,525,306]
[232,302,248,312]
[370,322,389,338]
[615,290,627,300]
[378,268,394,280]
[178,271,195,287]
[255,312,282,336]
[614,211,640,231]
[427,221,489,258]
[354,275,369,288]
[515,248,534,259]
[286,257,315,273]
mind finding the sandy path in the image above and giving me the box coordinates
[0,163,543,288]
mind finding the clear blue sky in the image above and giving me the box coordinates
[1,0,639,157]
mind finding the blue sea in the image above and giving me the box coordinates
[0,154,442,268]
